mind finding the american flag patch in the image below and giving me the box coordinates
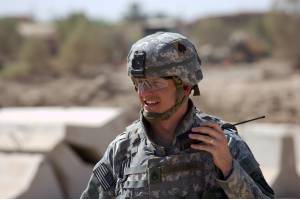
[93,163,116,191]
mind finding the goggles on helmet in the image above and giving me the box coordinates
[132,77,172,92]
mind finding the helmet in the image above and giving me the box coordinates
[127,32,203,87]
[127,32,203,121]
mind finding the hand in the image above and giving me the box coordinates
[189,122,233,177]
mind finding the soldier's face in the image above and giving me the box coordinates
[133,77,177,113]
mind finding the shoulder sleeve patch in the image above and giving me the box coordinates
[93,163,116,191]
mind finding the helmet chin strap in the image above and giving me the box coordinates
[142,77,189,122]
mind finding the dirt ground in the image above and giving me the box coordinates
[195,58,300,124]
[0,58,299,124]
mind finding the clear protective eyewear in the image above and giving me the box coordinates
[132,77,171,92]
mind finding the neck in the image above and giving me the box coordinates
[149,100,189,146]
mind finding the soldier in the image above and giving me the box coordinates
[81,32,274,198]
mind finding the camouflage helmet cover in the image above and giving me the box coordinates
[127,32,203,86]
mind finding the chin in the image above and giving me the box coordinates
[143,104,162,113]
[144,107,160,113]
[144,104,172,114]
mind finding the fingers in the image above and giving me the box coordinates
[189,133,216,145]
[191,123,223,140]
[189,122,226,150]
[190,143,215,154]
[189,122,233,176]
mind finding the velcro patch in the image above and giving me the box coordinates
[93,163,115,191]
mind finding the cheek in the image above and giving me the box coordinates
[161,88,177,105]
[138,94,145,104]
[170,90,177,103]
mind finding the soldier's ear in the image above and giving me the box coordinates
[183,85,192,96]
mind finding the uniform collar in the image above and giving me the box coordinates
[137,99,196,145]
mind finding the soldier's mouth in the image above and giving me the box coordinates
[144,100,160,106]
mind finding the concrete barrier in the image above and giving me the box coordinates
[46,142,93,198]
[0,153,63,198]
[0,107,126,198]
[0,107,126,157]
[272,136,300,198]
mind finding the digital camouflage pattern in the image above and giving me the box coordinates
[127,32,203,86]
[81,100,274,199]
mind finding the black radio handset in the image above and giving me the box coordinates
[179,115,266,150]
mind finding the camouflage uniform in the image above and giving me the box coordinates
[81,100,274,198]
[81,32,274,198]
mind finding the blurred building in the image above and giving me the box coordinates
[17,22,58,55]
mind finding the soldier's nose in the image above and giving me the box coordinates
[137,87,153,97]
